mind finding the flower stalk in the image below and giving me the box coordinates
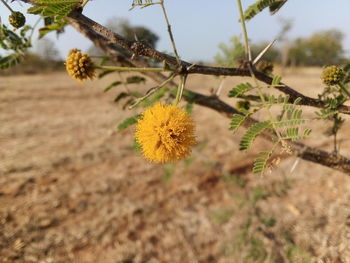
[1,0,14,13]
[129,73,176,109]
[94,65,172,73]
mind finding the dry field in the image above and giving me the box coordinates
[1,69,350,263]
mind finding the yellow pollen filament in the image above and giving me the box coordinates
[135,103,196,163]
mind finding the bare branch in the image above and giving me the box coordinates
[67,11,350,115]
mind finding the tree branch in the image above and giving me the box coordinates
[14,0,350,114]
[67,11,350,115]
[66,11,350,174]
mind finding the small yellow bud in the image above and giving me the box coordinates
[321,65,344,86]
[65,49,95,82]
[9,11,26,29]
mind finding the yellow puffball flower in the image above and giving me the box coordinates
[135,103,196,163]
[65,49,95,82]
[321,65,344,86]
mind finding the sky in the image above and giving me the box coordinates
[1,0,350,62]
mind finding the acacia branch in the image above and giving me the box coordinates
[66,11,350,175]
[14,0,350,114]
[67,11,350,115]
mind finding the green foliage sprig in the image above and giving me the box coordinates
[244,0,287,20]
[316,64,350,152]
[28,0,80,38]
[0,25,32,69]
[228,78,311,174]
[231,0,312,175]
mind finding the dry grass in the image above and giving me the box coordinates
[0,69,350,263]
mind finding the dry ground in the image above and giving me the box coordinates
[1,69,350,263]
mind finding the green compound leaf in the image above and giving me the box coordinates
[96,57,110,66]
[262,94,290,108]
[130,0,154,9]
[342,64,350,84]
[269,0,287,14]
[132,0,154,4]
[113,92,129,102]
[303,128,312,137]
[292,109,302,119]
[315,109,338,120]
[253,151,271,175]
[0,24,30,51]
[286,108,301,120]
[228,83,254,98]
[293,97,302,105]
[0,53,23,69]
[20,26,32,37]
[240,121,271,150]
[185,102,194,114]
[230,113,251,132]
[286,127,299,141]
[98,69,115,79]
[273,119,306,128]
[282,127,312,141]
[117,115,140,131]
[141,88,167,107]
[283,97,302,111]
[343,63,350,73]
[27,5,46,15]
[244,0,287,20]
[38,22,66,39]
[28,0,79,20]
[253,159,268,174]
[0,25,31,70]
[36,0,80,4]
[126,75,146,84]
[42,4,77,18]
[271,75,282,86]
[105,81,122,93]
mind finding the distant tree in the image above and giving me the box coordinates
[276,18,293,70]
[35,38,60,62]
[215,37,281,67]
[117,19,159,48]
[88,18,159,57]
[288,29,345,66]
[214,36,245,67]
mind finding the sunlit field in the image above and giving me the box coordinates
[1,69,350,262]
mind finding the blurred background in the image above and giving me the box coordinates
[1,1,350,262]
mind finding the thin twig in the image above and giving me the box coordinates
[95,65,171,73]
[1,0,14,12]
[215,78,226,97]
[253,39,276,65]
[159,0,181,65]
[236,0,251,61]
[29,17,42,39]
[129,73,176,109]
[175,74,187,105]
